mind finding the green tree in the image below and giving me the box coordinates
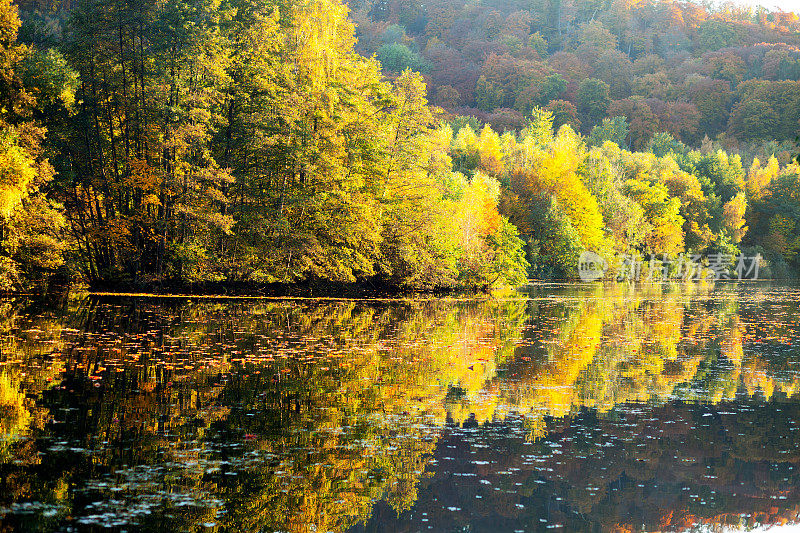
[576,78,610,131]
[540,73,566,104]
[61,0,232,284]
[475,75,504,112]
[588,116,629,148]
[376,42,431,73]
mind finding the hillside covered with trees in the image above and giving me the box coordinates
[0,0,799,290]
[351,0,800,151]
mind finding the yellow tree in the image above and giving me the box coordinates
[512,126,608,255]
[747,156,779,201]
[451,125,479,173]
[722,192,748,244]
[0,0,64,289]
[456,171,502,283]
[476,124,503,176]
[379,70,462,288]
[662,165,714,251]
[623,178,685,255]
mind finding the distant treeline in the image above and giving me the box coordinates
[350,0,800,155]
[0,0,797,292]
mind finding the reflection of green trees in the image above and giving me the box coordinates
[204,298,530,532]
[1,288,800,531]
[212,370,439,532]
[0,296,531,532]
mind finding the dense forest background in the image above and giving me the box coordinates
[351,0,800,152]
[1,0,800,290]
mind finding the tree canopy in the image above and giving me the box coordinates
[0,0,796,289]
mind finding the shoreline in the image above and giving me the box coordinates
[83,279,487,299]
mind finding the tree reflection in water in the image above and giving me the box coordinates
[1,284,799,532]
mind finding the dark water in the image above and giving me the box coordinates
[1,283,800,532]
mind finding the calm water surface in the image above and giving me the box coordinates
[1,283,800,532]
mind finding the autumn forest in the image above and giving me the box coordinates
[3,0,800,291]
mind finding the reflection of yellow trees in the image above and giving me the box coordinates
[0,297,529,533]
[3,289,800,532]
[0,299,74,525]
[447,286,687,431]
[214,297,530,532]
[0,298,70,461]
[522,304,603,417]
[0,372,29,460]
[578,287,692,409]
[445,284,800,438]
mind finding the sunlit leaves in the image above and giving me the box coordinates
[0,128,35,219]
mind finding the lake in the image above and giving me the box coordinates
[1,283,800,532]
